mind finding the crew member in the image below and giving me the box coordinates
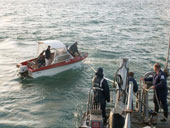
[128,72,138,110]
[45,46,51,66]
[92,67,110,124]
[141,63,168,122]
[68,42,80,57]
[128,72,138,93]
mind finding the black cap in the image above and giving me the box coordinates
[95,67,104,77]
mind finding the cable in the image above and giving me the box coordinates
[86,63,115,84]
[85,62,168,120]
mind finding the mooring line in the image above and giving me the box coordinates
[85,63,115,84]
[84,62,169,120]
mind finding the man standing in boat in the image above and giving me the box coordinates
[92,67,110,124]
[45,46,51,66]
[68,42,80,57]
[141,63,168,122]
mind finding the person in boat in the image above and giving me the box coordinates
[37,51,45,68]
[45,46,51,66]
[141,63,168,122]
[128,72,138,93]
[92,67,110,124]
[68,42,80,57]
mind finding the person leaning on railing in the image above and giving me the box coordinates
[128,72,138,93]
[140,63,168,122]
[68,42,81,57]
[128,72,138,110]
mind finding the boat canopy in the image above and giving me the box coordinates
[38,40,66,49]
[38,40,72,63]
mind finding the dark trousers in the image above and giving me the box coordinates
[100,100,106,119]
[94,97,106,119]
[153,92,168,118]
[68,50,77,57]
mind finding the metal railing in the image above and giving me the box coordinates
[124,81,133,128]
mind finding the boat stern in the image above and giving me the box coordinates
[16,63,29,78]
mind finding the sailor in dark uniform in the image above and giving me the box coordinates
[143,63,168,122]
[68,42,80,57]
[128,72,138,93]
[92,68,110,124]
[128,72,138,110]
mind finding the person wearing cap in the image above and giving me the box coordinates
[141,63,168,122]
[45,46,51,66]
[68,42,80,57]
[92,67,110,124]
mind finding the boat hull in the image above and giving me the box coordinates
[28,61,82,78]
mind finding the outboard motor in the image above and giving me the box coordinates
[18,65,28,74]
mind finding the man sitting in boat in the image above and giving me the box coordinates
[68,42,80,57]
[37,51,45,68]
[92,67,110,124]
[45,46,51,66]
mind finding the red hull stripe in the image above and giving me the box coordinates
[21,53,88,73]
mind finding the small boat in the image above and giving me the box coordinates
[16,40,88,78]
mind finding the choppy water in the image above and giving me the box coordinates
[0,0,170,127]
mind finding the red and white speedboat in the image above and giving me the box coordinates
[17,40,88,78]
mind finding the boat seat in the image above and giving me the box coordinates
[27,60,38,69]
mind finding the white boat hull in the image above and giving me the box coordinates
[29,61,82,78]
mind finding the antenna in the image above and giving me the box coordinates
[164,34,170,76]
[165,35,170,69]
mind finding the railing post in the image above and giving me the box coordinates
[124,81,133,128]
[86,90,90,115]
[136,89,142,114]
[143,89,149,120]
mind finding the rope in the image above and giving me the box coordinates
[154,90,162,112]
[85,62,168,120]
[154,90,161,109]
[133,92,167,119]
[142,86,152,92]
[142,85,166,117]
[86,63,115,84]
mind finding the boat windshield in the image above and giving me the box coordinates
[53,48,71,63]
